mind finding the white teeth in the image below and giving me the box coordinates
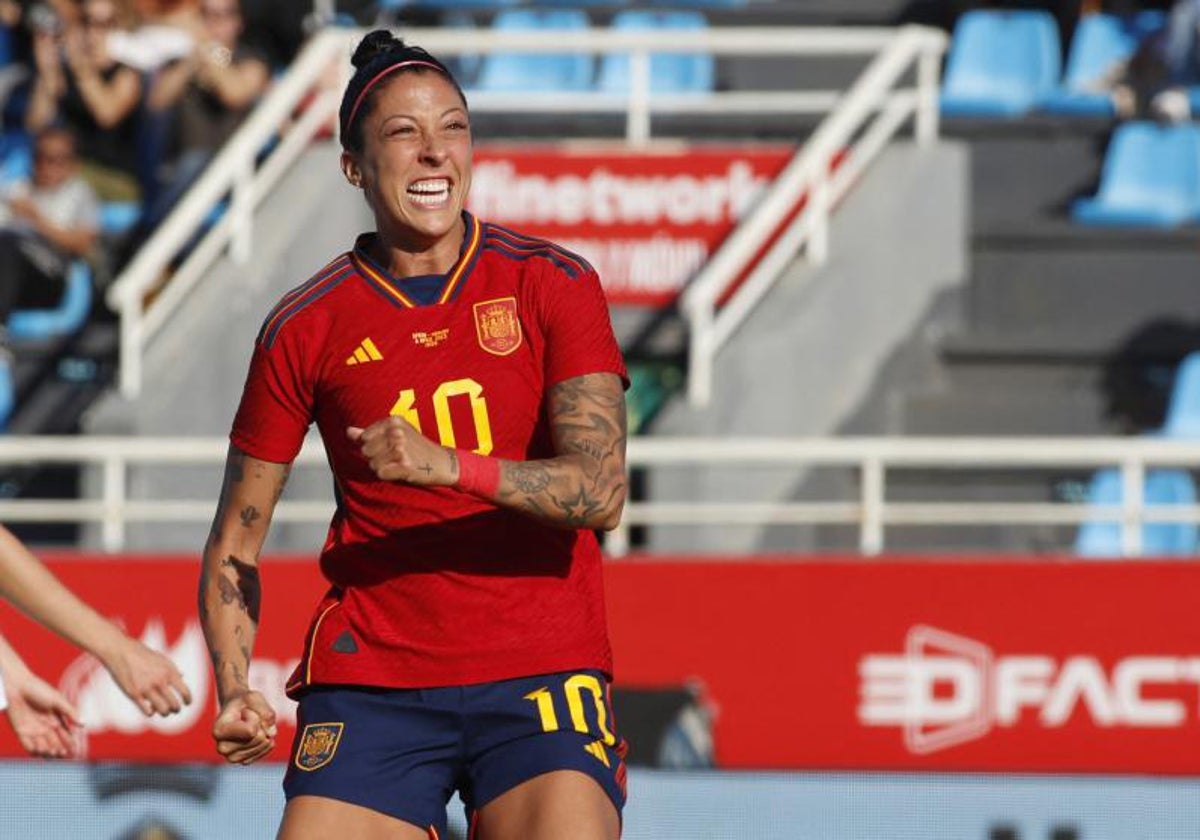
[408,179,449,194]
[407,179,450,207]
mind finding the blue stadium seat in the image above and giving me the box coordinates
[473,9,593,93]
[1072,122,1200,227]
[1042,11,1167,115]
[1161,352,1200,437]
[1075,467,1198,557]
[99,201,142,237]
[940,10,1062,117]
[597,10,714,95]
[1041,14,1136,115]
[0,355,11,431]
[0,132,31,185]
[7,261,93,344]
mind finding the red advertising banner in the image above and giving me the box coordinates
[468,144,794,306]
[4,555,1200,775]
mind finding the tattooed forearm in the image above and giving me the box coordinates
[489,373,628,530]
[201,447,288,704]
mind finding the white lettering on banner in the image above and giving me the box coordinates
[469,161,771,227]
[858,625,1200,754]
[59,619,298,755]
[560,237,709,296]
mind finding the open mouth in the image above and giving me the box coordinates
[407,178,451,208]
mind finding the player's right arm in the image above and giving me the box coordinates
[198,444,291,765]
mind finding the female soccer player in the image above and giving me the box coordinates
[198,31,628,840]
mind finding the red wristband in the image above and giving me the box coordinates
[454,450,501,497]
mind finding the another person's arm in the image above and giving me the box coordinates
[198,445,290,764]
[25,32,65,131]
[63,31,142,128]
[147,54,198,111]
[0,633,79,758]
[8,197,96,258]
[0,526,191,717]
[194,48,269,110]
[349,371,627,531]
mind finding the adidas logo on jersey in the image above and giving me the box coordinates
[345,338,383,366]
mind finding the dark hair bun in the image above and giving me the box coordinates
[351,30,406,70]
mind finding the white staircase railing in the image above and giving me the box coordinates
[0,436,1196,558]
[105,24,945,400]
[679,24,948,407]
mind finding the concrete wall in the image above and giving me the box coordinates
[645,140,969,553]
[84,143,368,551]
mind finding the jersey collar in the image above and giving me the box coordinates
[351,211,483,309]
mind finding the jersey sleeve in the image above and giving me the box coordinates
[229,323,315,464]
[540,267,629,390]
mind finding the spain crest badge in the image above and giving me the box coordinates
[294,722,344,772]
[473,297,522,356]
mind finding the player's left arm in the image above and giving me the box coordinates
[349,371,627,530]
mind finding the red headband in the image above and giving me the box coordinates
[346,60,446,134]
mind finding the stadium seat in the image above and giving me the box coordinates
[99,201,142,237]
[597,10,715,96]
[473,9,593,93]
[1071,122,1200,227]
[0,354,11,431]
[940,10,1062,117]
[1041,14,1135,116]
[7,260,93,344]
[1160,352,1200,437]
[1075,467,1198,557]
[0,132,31,185]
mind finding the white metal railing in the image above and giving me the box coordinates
[680,24,948,407]
[1,436,1198,558]
[105,24,944,400]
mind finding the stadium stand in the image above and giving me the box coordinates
[596,10,715,96]
[471,8,593,93]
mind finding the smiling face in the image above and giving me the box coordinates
[341,69,472,261]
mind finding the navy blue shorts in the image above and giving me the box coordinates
[283,669,628,838]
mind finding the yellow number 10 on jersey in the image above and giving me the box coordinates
[390,377,494,455]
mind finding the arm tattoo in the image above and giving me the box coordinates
[506,462,551,494]
[218,555,262,624]
[497,374,627,529]
[239,506,260,528]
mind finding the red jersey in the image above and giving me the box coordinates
[230,212,627,693]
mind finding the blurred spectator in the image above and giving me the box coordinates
[143,0,267,223]
[0,126,98,349]
[25,0,143,202]
[1155,0,1200,118]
